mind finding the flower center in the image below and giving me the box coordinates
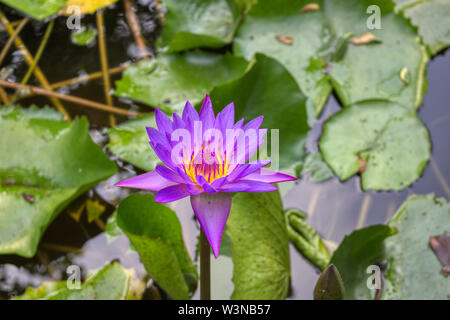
[183,145,231,184]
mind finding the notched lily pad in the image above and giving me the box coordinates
[319,101,430,191]
[0,106,117,257]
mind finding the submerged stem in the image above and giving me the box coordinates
[96,10,116,127]
[200,229,211,300]
[21,19,54,86]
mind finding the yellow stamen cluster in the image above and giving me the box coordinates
[183,145,231,184]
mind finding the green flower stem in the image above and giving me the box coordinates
[200,229,211,300]
[285,209,331,271]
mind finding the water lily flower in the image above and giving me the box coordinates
[115,95,296,257]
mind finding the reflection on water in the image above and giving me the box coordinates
[0,2,448,300]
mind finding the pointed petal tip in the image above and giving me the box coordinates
[212,247,220,259]
[191,193,232,261]
[200,94,213,110]
[278,172,298,182]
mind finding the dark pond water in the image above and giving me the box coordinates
[0,2,448,300]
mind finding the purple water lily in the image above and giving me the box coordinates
[115,95,296,257]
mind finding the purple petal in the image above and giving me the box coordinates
[219,180,278,193]
[176,167,195,184]
[226,160,271,182]
[199,95,215,131]
[182,101,199,128]
[196,175,217,193]
[190,192,232,258]
[146,127,170,149]
[172,113,186,130]
[245,168,297,183]
[187,184,204,195]
[215,102,234,131]
[233,118,244,130]
[155,184,190,203]
[155,164,185,183]
[149,142,177,170]
[210,176,228,188]
[243,116,264,131]
[234,127,267,164]
[155,109,173,135]
[115,170,176,191]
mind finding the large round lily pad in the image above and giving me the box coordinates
[319,101,430,191]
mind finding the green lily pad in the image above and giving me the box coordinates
[71,27,96,47]
[0,106,117,257]
[0,0,66,20]
[115,50,248,113]
[331,194,450,299]
[210,53,310,171]
[394,0,450,55]
[323,0,428,109]
[107,114,159,171]
[227,191,290,300]
[233,0,332,119]
[299,152,334,182]
[116,194,197,300]
[14,262,131,300]
[158,0,240,52]
[319,101,430,191]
